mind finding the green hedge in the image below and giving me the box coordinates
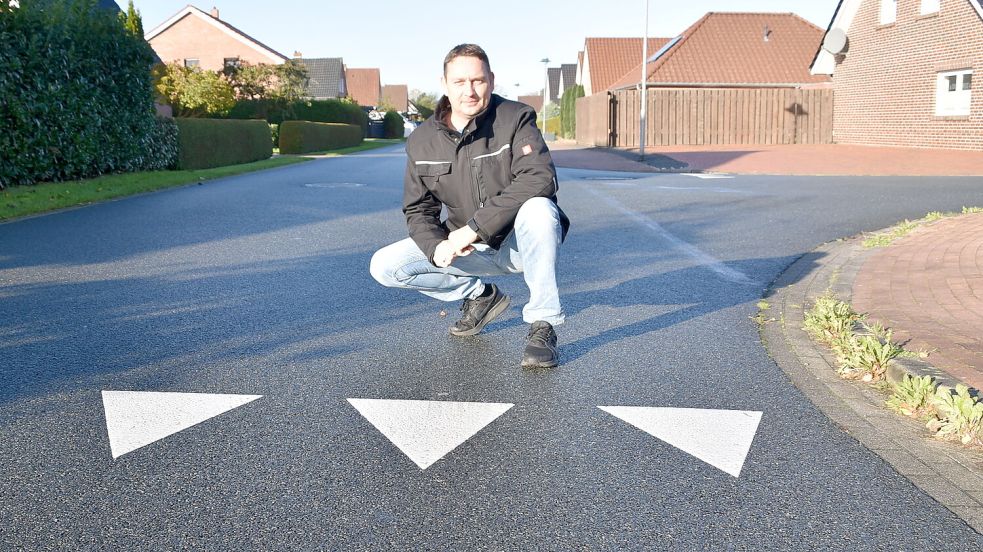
[0,0,173,187]
[278,121,362,154]
[175,118,272,170]
[228,99,368,135]
[560,85,585,139]
[383,111,404,139]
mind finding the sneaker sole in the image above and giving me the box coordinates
[520,357,559,369]
[448,294,511,337]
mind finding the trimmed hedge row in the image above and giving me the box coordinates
[228,99,368,134]
[278,121,362,154]
[175,118,272,170]
[0,0,172,187]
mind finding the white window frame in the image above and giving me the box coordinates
[880,0,897,24]
[184,58,200,68]
[935,70,973,116]
[920,0,940,15]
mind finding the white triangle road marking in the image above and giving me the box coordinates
[101,390,262,459]
[599,406,762,478]
[348,398,513,470]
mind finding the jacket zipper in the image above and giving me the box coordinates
[463,134,483,211]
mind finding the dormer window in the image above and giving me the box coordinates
[880,0,897,24]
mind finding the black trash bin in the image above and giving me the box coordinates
[367,119,385,138]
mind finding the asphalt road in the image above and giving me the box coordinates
[2,144,983,549]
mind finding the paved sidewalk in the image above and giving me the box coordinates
[550,141,983,176]
[853,214,983,391]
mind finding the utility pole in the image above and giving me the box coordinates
[639,0,649,161]
[540,58,550,135]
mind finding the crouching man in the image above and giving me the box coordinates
[369,43,570,368]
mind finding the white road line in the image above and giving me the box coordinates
[578,185,758,286]
[348,398,514,470]
[684,173,734,179]
[598,406,762,478]
[101,391,262,459]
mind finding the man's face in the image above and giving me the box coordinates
[441,55,495,121]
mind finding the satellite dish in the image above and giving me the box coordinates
[823,29,848,54]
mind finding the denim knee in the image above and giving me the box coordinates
[515,197,561,234]
[369,246,398,287]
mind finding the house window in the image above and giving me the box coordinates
[920,0,940,15]
[936,70,973,116]
[224,57,240,70]
[184,58,199,68]
[880,0,897,24]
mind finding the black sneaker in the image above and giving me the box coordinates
[521,321,558,368]
[449,284,511,336]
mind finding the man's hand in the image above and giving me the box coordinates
[433,240,458,268]
[448,225,478,256]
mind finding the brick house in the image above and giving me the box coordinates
[811,0,983,150]
[345,68,381,108]
[145,5,289,71]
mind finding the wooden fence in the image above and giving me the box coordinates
[576,87,833,147]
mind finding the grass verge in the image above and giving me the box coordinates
[1,156,312,222]
[291,138,405,157]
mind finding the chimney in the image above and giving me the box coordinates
[293,51,303,58]
[210,7,219,19]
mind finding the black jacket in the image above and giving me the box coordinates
[403,94,570,263]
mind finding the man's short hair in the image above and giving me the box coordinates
[443,44,491,75]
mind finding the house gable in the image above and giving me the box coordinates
[345,68,381,108]
[145,5,288,69]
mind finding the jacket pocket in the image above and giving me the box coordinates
[474,147,512,203]
[416,161,456,205]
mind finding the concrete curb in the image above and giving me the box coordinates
[762,235,983,534]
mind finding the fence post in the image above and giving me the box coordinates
[607,92,617,148]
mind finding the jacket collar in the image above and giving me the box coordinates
[434,94,501,136]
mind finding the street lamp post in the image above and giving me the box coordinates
[640,0,649,161]
[540,58,550,135]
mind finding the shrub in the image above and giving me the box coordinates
[228,99,368,135]
[383,111,404,139]
[154,62,236,118]
[174,118,272,170]
[0,0,170,187]
[278,121,361,154]
[269,124,280,148]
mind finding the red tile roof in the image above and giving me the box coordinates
[344,68,381,107]
[382,84,408,112]
[584,38,673,93]
[609,12,831,90]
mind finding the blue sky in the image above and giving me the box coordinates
[125,0,838,98]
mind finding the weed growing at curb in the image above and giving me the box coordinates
[862,206,983,248]
[887,374,937,419]
[803,292,904,381]
[804,292,983,449]
[928,385,983,446]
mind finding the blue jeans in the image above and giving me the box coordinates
[370,197,565,325]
